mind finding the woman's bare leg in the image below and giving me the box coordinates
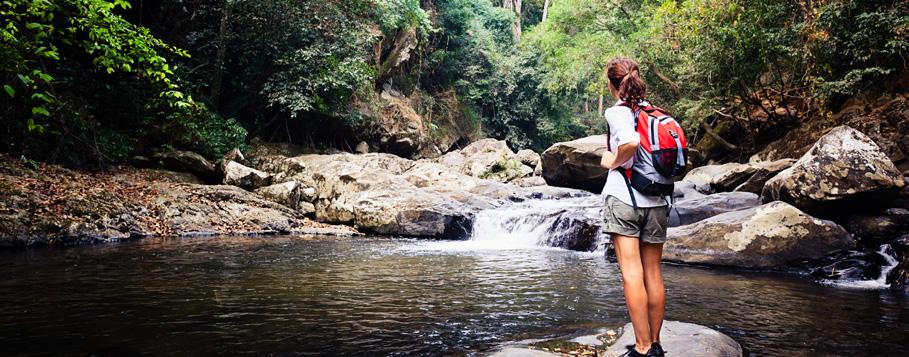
[641,242,665,344]
[613,235,652,353]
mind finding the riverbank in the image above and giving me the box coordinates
[0,155,357,247]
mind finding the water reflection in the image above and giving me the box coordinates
[0,236,906,356]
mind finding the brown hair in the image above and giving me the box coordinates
[606,57,646,103]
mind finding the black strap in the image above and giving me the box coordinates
[621,168,638,209]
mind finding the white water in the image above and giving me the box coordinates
[407,195,607,253]
[821,244,900,290]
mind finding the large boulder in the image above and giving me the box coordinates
[223,161,272,190]
[433,139,529,183]
[605,321,743,357]
[541,135,609,192]
[761,126,905,213]
[664,201,854,268]
[153,150,217,181]
[311,170,475,238]
[669,192,762,227]
[682,159,794,194]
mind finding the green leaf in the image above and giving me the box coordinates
[32,106,50,117]
[3,85,14,97]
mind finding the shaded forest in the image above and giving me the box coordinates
[2,0,907,167]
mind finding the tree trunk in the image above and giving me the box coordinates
[210,0,233,110]
[542,0,551,23]
[503,0,522,43]
[597,93,604,115]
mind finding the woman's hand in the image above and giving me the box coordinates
[600,151,616,169]
[601,142,639,170]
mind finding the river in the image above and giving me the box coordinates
[1,232,907,356]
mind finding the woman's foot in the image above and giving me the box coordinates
[651,342,665,357]
[622,344,659,357]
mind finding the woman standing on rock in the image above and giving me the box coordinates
[599,57,669,357]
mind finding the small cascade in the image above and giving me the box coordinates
[820,244,900,289]
[469,195,607,251]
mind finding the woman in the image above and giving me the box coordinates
[599,57,668,357]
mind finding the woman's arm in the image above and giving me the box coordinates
[600,142,639,169]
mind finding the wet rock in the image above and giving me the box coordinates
[153,150,217,181]
[665,201,854,268]
[669,192,762,227]
[223,161,272,190]
[605,321,743,357]
[809,249,888,282]
[762,126,905,214]
[254,181,302,209]
[887,235,909,288]
[516,149,541,168]
[541,135,609,192]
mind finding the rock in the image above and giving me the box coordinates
[604,321,743,357]
[433,139,527,183]
[665,201,854,268]
[153,184,309,234]
[733,159,795,194]
[249,155,306,178]
[513,176,547,187]
[300,186,317,202]
[761,126,905,214]
[298,201,316,215]
[683,163,745,193]
[669,192,762,227]
[254,181,302,209]
[844,213,909,244]
[153,150,217,181]
[223,161,272,190]
[516,149,541,168]
[809,249,889,282]
[672,180,706,202]
[355,141,369,154]
[312,170,475,238]
[533,161,542,176]
[489,348,558,357]
[541,135,609,193]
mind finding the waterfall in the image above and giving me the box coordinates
[822,244,900,289]
[468,195,607,251]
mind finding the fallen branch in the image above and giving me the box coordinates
[699,120,738,150]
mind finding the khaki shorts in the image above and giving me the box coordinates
[602,195,669,244]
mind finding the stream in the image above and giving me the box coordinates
[1,199,907,356]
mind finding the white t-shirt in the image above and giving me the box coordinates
[602,100,668,208]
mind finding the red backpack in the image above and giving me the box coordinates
[607,103,688,207]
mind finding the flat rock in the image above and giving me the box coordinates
[605,321,742,357]
[665,201,854,268]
